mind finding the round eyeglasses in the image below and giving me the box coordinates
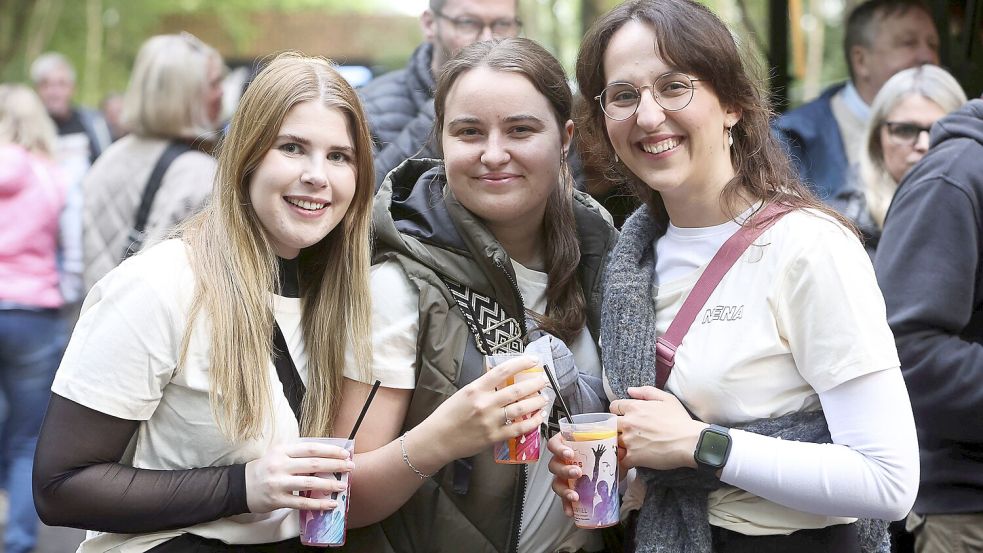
[595,72,701,121]
[883,121,932,147]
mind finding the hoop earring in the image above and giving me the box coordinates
[727,127,734,147]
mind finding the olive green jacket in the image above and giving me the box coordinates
[343,159,618,553]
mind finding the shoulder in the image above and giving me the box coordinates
[167,148,218,181]
[765,208,862,268]
[359,68,412,106]
[94,239,196,306]
[774,83,843,132]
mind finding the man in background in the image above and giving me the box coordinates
[774,0,938,200]
[359,0,521,187]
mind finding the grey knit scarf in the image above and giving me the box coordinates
[600,205,890,553]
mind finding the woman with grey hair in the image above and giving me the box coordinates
[80,33,225,291]
[833,64,966,255]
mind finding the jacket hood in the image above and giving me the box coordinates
[932,99,983,148]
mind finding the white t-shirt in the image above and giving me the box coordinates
[621,209,900,535]
[368,258,603,553]
[53,239,404,552]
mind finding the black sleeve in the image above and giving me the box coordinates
[33,393,250,533]
[874,175,983,442]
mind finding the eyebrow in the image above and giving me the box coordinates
[447,114,545,126]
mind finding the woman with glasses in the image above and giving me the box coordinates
[832,65,966,256]
[33,54,378,552]
[336,37,616,553]
[547,2,918,552]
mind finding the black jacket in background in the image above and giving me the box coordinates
[358,43,438,189]
[874,99,983,515]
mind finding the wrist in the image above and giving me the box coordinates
[681,422,709,469]
[404,423,450,475]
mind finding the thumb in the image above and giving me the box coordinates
[626,385,667,401]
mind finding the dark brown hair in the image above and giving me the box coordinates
[575,0,853,229]
[433,37,586,344]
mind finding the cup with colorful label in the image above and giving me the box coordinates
[559,413,620,528]
[484,352,550,464]
[299,437,354,547]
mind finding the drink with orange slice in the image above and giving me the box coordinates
[559,413,620,528]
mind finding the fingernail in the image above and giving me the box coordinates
[346,460,355,469]
[568,468,578,477]
[541,410,549,418]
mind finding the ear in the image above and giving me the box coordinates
[851,45,869,81]
[421,10,437,43]
[561,119,574,154]
[723,105,742,130]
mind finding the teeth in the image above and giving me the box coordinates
[286,198,326,211]
[642,138,679,155]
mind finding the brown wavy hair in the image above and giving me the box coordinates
[433,38,586,344]
[575,0,854,229]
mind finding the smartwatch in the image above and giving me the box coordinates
[694,424,731,475]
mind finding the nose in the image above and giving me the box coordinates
[913,129,931,153]
[478,25,494,42]
[634,89,667,131]
[480,133,510,167]
[302,158,328,188]
[917,40,939,65]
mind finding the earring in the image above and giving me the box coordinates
[614,153,620,163]
[727,127,734,147]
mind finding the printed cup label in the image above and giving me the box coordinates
[566,434,619,528]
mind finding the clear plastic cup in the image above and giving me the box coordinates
[299,437,354,547]
[559,413,620,528]
[484,352,548,464]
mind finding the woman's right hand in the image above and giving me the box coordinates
[547,432,580,517]
[244,440,354,513]
[427,355,548,461]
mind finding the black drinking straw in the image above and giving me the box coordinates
[542,360,572,422]
[348,379,381,440]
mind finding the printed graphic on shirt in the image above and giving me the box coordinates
[701,305,744,324]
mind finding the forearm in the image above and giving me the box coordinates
[34,394,249,533]
[347,420,454,527]
[720,370,918,521]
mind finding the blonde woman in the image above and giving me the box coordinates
[833,64,966,255]
[0,83,68,553]
[33,54,379,552]
[82,33,226,291]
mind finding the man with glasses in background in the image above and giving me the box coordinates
[774,0,938,202]
[359,0,521,188]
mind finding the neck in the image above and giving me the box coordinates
[661,166,744,228]
[488,219,546,270]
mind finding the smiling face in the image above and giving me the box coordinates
[601,20,740,209]
[879,93,946,183]
[248,100,357,259]
[441,66,572,236]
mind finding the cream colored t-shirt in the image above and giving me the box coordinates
[621,209,899,535]
[53,239,406,553]
[368,258,603,553]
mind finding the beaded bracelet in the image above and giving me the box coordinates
[399,432,434,479]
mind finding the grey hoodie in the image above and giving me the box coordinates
[875,99,983,515]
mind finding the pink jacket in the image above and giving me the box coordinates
[0,144,66,308]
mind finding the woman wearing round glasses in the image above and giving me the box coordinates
[547,1,919,552]
[833,64,966,256]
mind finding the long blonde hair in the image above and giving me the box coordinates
[0,84,57,156]
[179,53,374,441]
[858,64,966,228]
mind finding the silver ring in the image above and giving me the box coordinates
[504,407,512,426]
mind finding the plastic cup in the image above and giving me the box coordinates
[299,437,354,547]
[485,352,547,464]
[559,413,620,529]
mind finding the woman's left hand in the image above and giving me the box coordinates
[609,386,708,471]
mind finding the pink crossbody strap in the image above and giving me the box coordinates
[654,202,792,389]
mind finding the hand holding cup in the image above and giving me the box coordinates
[244,439,353,514]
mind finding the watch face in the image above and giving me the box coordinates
[698,430,730,467]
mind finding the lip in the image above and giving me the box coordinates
[635,134,684,160]
[477,172,522,184]
[283,195,331,218]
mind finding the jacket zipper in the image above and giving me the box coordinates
[496,257,527,553]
